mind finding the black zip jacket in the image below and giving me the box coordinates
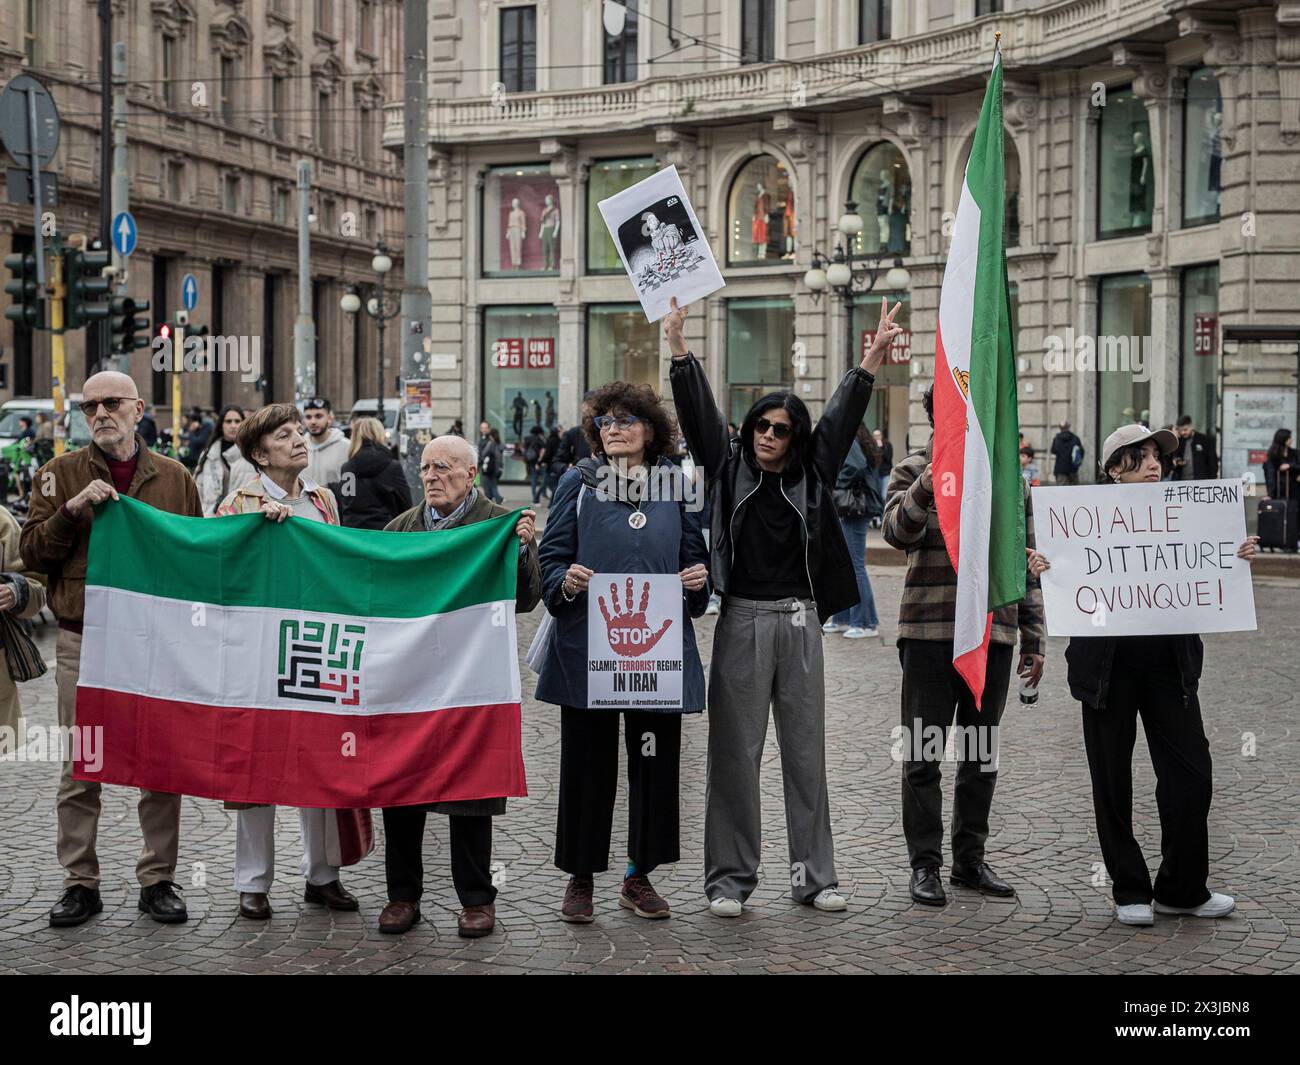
[1064,634,1204,710]
[334,441,413,530]
[668,351,874,623]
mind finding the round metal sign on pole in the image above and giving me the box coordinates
[0,74,60,168]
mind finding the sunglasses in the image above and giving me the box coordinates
[79,397,137,416]
[754,417,793,440]
[593,414,640,431]
[303,399,329,410]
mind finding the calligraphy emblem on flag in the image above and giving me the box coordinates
[277,619,366,706]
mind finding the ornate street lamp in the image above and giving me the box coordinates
[340,242,399,423]
[802,200,911,370]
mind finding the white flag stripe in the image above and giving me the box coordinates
[79,586,521,717]
[939,180,993,658]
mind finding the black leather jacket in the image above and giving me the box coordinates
[668,351,875,623]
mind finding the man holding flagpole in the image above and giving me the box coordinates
[881,35,1045,907]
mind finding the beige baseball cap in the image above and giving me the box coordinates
[1101,423,1178,472]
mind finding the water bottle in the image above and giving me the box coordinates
[1018,664,1039,705]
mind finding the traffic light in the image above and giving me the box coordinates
[65,243,111,329]
[110,295,151,354]
[3,251,44,329]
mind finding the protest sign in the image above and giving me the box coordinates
[596,164,725,322]
[586,574,684,709]
[1032,480,1256,637]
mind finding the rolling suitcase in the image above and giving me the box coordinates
[1259,476,1299,551]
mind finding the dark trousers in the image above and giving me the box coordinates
[899,638,1014,871]
[1081,638,1213,909]
[381,808,496,908]
[555,707,681,877]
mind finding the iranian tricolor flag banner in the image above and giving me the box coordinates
[73,496,527,808]
[932,39,1026,707]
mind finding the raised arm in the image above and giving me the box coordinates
[663,299,731,481]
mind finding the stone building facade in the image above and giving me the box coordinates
[386,0,1300,484]
[1,0,405,416]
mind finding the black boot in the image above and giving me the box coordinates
[950,861,1015,898]
[49,885,103,928]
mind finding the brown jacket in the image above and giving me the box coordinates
[384,491,541,817]
[20,436,202,623]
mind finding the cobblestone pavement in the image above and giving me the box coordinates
[1,557,1297,975]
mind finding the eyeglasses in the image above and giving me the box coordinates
[754,417,793,440]
[594,414,640,431]
[303,398,329,410]
[79,397,137,416]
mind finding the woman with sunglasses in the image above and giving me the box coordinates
[194,405,257,516]
[666,295,899,918]
[1027,424,1258,927]
[536,381,710,923]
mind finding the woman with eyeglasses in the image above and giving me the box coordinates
[1027,424,1258,927]
[665,295,899,918]
[536,382,710,923]
[194,405,257,516]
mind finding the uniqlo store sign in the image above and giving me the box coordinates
[492,337,555,369]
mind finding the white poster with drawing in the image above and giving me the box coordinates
[596,164,725,323]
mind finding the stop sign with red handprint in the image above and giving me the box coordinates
[586,572,685,709]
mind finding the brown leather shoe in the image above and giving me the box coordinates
[303,880,359,911]
[378,900,420,934]
[457,903,496,939]
[239,892,272,920]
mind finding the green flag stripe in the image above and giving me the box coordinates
[964,56,1026,612]
[86,495,519,618]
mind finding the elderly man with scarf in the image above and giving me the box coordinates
[378,435,542,937]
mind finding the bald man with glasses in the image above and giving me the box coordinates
[21,371,203,928]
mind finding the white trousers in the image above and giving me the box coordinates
[234,806,339,893]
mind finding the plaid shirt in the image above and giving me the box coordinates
[881,441,1045,654]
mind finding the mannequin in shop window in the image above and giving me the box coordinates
[1204,108,1222,211]
[782,184,796,259]
[875,169,893,250]
[751,182,771,259]
[888,184,909,255]
[539,194,560,271]
[507,197,527,269]
[1129,130,1152,229]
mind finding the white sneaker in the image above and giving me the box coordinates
[1153,892,1235,918]
[709,896,742,918]
[1115,903,1154,926]
[821,621,846,633]
[812,888,847,912]
[843,627,878,639]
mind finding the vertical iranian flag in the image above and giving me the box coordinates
[932,40,1025,707]
[74,496,527,807]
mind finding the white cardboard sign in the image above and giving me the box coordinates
[596,164,725,323]
[1032,480,1257,637]
[586,573,684,709]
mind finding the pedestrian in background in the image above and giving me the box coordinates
[477,420,504,503]
[0,504,46,735]
[668,295,896,918]
[536,381,709,923]
[1019,445,1040,488]
[872,428,894,508]
[542,424,564,499]
[1049,420,1084,485]
[194,405,255,516]
[336,417,412,530]
[524,425,547,504]
[303,397,349,487]
[1263,428,1300,499]
[1028,424,1258,927]
[824,424,883,639]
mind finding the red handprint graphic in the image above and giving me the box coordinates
[599,577,673,658]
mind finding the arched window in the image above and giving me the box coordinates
[953,129,1022,247]
[1183,68,1222,228]
[727,155,796,266]
[848,143,912,257]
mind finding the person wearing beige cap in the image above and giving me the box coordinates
[1026,424,1258,928]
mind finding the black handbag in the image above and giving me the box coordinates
[833,483,868,519]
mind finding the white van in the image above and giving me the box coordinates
[349,398,402,445]
[0,397,92,453]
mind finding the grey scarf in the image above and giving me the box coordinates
[424,487,478,531]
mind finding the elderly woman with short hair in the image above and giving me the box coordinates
[536,381,710,924]
[216,403,355,920]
